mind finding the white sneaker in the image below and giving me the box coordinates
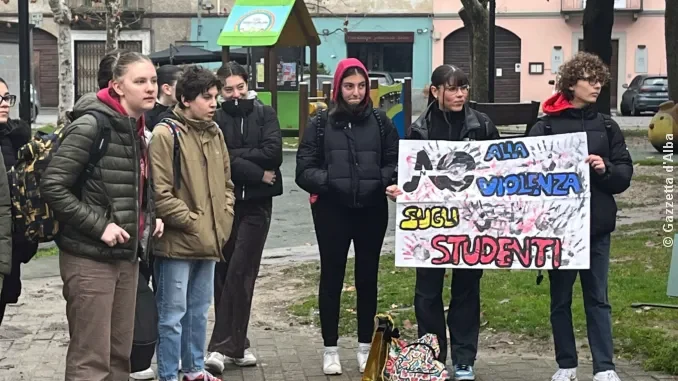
[552,368,578,381]
[228,348,257,367]
[357,346,370,373]
[204,351,227,374]
[323,349,342,375]
[593,370,621,381]
[129,367,155,380]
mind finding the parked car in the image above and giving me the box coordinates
[620,75,669,116]
[302,74,334,90]
[368,71,395,86]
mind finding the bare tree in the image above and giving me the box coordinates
[581,0,614,114]
[48,0,74,124]
[104,0,122,53]
[459,0,489,102]
[666,0,678,101]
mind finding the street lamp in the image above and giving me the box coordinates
[488,0,496,103]
[18,0,31,123]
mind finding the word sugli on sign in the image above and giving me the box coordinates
[430,235,562,268]
[399,206,460,231]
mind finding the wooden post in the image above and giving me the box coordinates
[299,82,309,139]
[404,77,413,134]
[310,44,317,98]
[370,78,379,91]
[267,46,278,112]
[370,79,379,108]
[322,81,332,106]
[221,46,230,65]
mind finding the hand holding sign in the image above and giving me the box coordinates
[585,154,606,174]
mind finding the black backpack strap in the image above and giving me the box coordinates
[540,115,553,135]
[254,101,265,126]
[372,108,385,139]
[82,110,112,179]
[600,113,614,148]
[315,110,326,162]
[159,118,182,191]
[372,109,387,165]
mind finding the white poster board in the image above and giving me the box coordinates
[395,133,591,270]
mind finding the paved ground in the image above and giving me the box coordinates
[1,269,676,381]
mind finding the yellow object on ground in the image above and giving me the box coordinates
[648,100,678,153]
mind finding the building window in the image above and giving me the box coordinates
[345,32,414,79]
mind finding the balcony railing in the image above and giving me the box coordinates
[68,0,148,12]
[561,0,643,12]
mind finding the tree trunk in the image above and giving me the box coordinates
[460,0,489,102]
[459,7,475,87]
[48,0,74,125]
[105,0,122,53]
[666,0,678,102]
[582,0,614,115]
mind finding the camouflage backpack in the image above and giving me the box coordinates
[8,110,111,243]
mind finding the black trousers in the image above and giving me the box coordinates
[312,197,389,347]
[414,267,483,365]
[208,198,272,358]
[549,234,614,374]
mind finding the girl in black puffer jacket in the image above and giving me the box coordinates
[295,58,399,376]
[0,77,38,327]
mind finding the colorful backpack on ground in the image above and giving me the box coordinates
[384,334,450,381]
[362,314,450,381]
[8,110,112,244]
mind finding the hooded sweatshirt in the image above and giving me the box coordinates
[96,87,149,237]
[332,58,371,107]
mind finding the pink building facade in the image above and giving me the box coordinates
[432,0,666,112]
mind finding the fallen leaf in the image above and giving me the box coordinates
[499,299,510,305]
[403,320,413,329]
[391,304,398,309]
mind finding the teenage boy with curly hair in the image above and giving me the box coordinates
[528,52,633,381]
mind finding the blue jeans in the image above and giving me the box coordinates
[154,257,215,381]
[549,234,614,374]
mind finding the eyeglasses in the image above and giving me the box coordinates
[442,84,470,94]
[0,94,16,107]
[580,76,602,86]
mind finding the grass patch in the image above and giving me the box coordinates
[616,201,654,209]
[635,158,677,167]
[632,174,667,185]
[622,129,649,138]
[288,221,678,374]
[283,137,299,149]
[34,246,58,259]
[33,124,56,134]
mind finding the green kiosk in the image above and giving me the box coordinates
[217,0,320,132]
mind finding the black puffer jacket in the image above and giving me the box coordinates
[145,101,171,131]
[409,101,500,141]
[215,99,283,201]
[0,120,38,304]
[40,93,156,262]
[529,95,633,236]
[296,105,400,208]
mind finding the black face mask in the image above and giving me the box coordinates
[222,98,254,116]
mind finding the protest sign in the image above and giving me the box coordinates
[395,133,591,270]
